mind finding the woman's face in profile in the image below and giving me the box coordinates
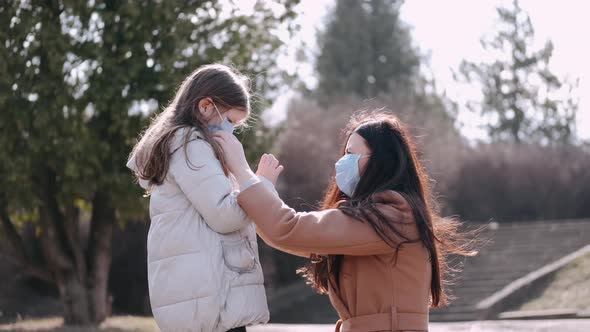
[345,132,372,175]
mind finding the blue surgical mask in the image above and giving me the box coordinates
[207,103,234,133]
[335,153,370,197]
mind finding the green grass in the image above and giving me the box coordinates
[0,316,159,332]
[518,252,590,311]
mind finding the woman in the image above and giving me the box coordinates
[214,112,475,332]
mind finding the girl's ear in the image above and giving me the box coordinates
[197,98,213,116]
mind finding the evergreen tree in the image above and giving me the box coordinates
[315,0,420,102]
[456,0,578,144]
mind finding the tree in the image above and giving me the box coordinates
[315,0,420,102]
[277,0,460,210]
[281,0,458,203]
[456,0,578,144]
[0,0,298,325]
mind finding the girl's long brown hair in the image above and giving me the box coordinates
[129,64,250,190]
[298,111,476,307]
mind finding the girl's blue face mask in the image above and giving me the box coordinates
[335,153,371,197]
[207,103,234,134]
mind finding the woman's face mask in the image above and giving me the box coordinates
[207,103,234,134]
[335,153,371,197]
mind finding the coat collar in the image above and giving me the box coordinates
[170,126,204,154]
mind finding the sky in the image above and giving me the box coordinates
[263,0,590,141]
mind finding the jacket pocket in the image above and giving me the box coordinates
[221,238,256,273]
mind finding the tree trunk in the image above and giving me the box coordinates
[36,188,114,326]
[89,267,111,323]
[52,230,113,326]
[52,252,112,326]
[88,220,113,323]
[6,167,116,326]
[58,272,91,325]
[87,190,115,323]
[55,269,112,325]
[39,220,95,325]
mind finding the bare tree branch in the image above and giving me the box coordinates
[37,166,86,281]
[86,190,115,277]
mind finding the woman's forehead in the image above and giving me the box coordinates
[346,132,371,153]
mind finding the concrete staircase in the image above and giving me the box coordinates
[430,219,590,321]
[269,219,590,323]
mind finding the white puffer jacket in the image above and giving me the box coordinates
[127,127,270,332]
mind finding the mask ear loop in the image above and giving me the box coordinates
[212,103,225,122]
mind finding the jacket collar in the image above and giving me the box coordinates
[169,126,204,154]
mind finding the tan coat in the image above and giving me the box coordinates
[238,183,431,332]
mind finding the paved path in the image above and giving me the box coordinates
[250,319,590,332]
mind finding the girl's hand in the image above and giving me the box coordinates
[256,154,284,186]
[212,132,255,184]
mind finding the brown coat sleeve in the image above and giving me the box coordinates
[255,226,311,258]
[238,182,416,256]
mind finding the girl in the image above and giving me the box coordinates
[127,64,277,332]
[214,112,475,332]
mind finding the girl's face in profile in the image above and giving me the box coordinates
[198,98,249,127]
[345,132,372,175]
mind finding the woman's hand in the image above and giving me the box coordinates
[256,153,284,186]
[212,131,255,184]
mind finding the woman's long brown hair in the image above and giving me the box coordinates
[298,111,476,307]
[129,64,250,190]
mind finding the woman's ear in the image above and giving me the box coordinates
[197,98,212,116]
